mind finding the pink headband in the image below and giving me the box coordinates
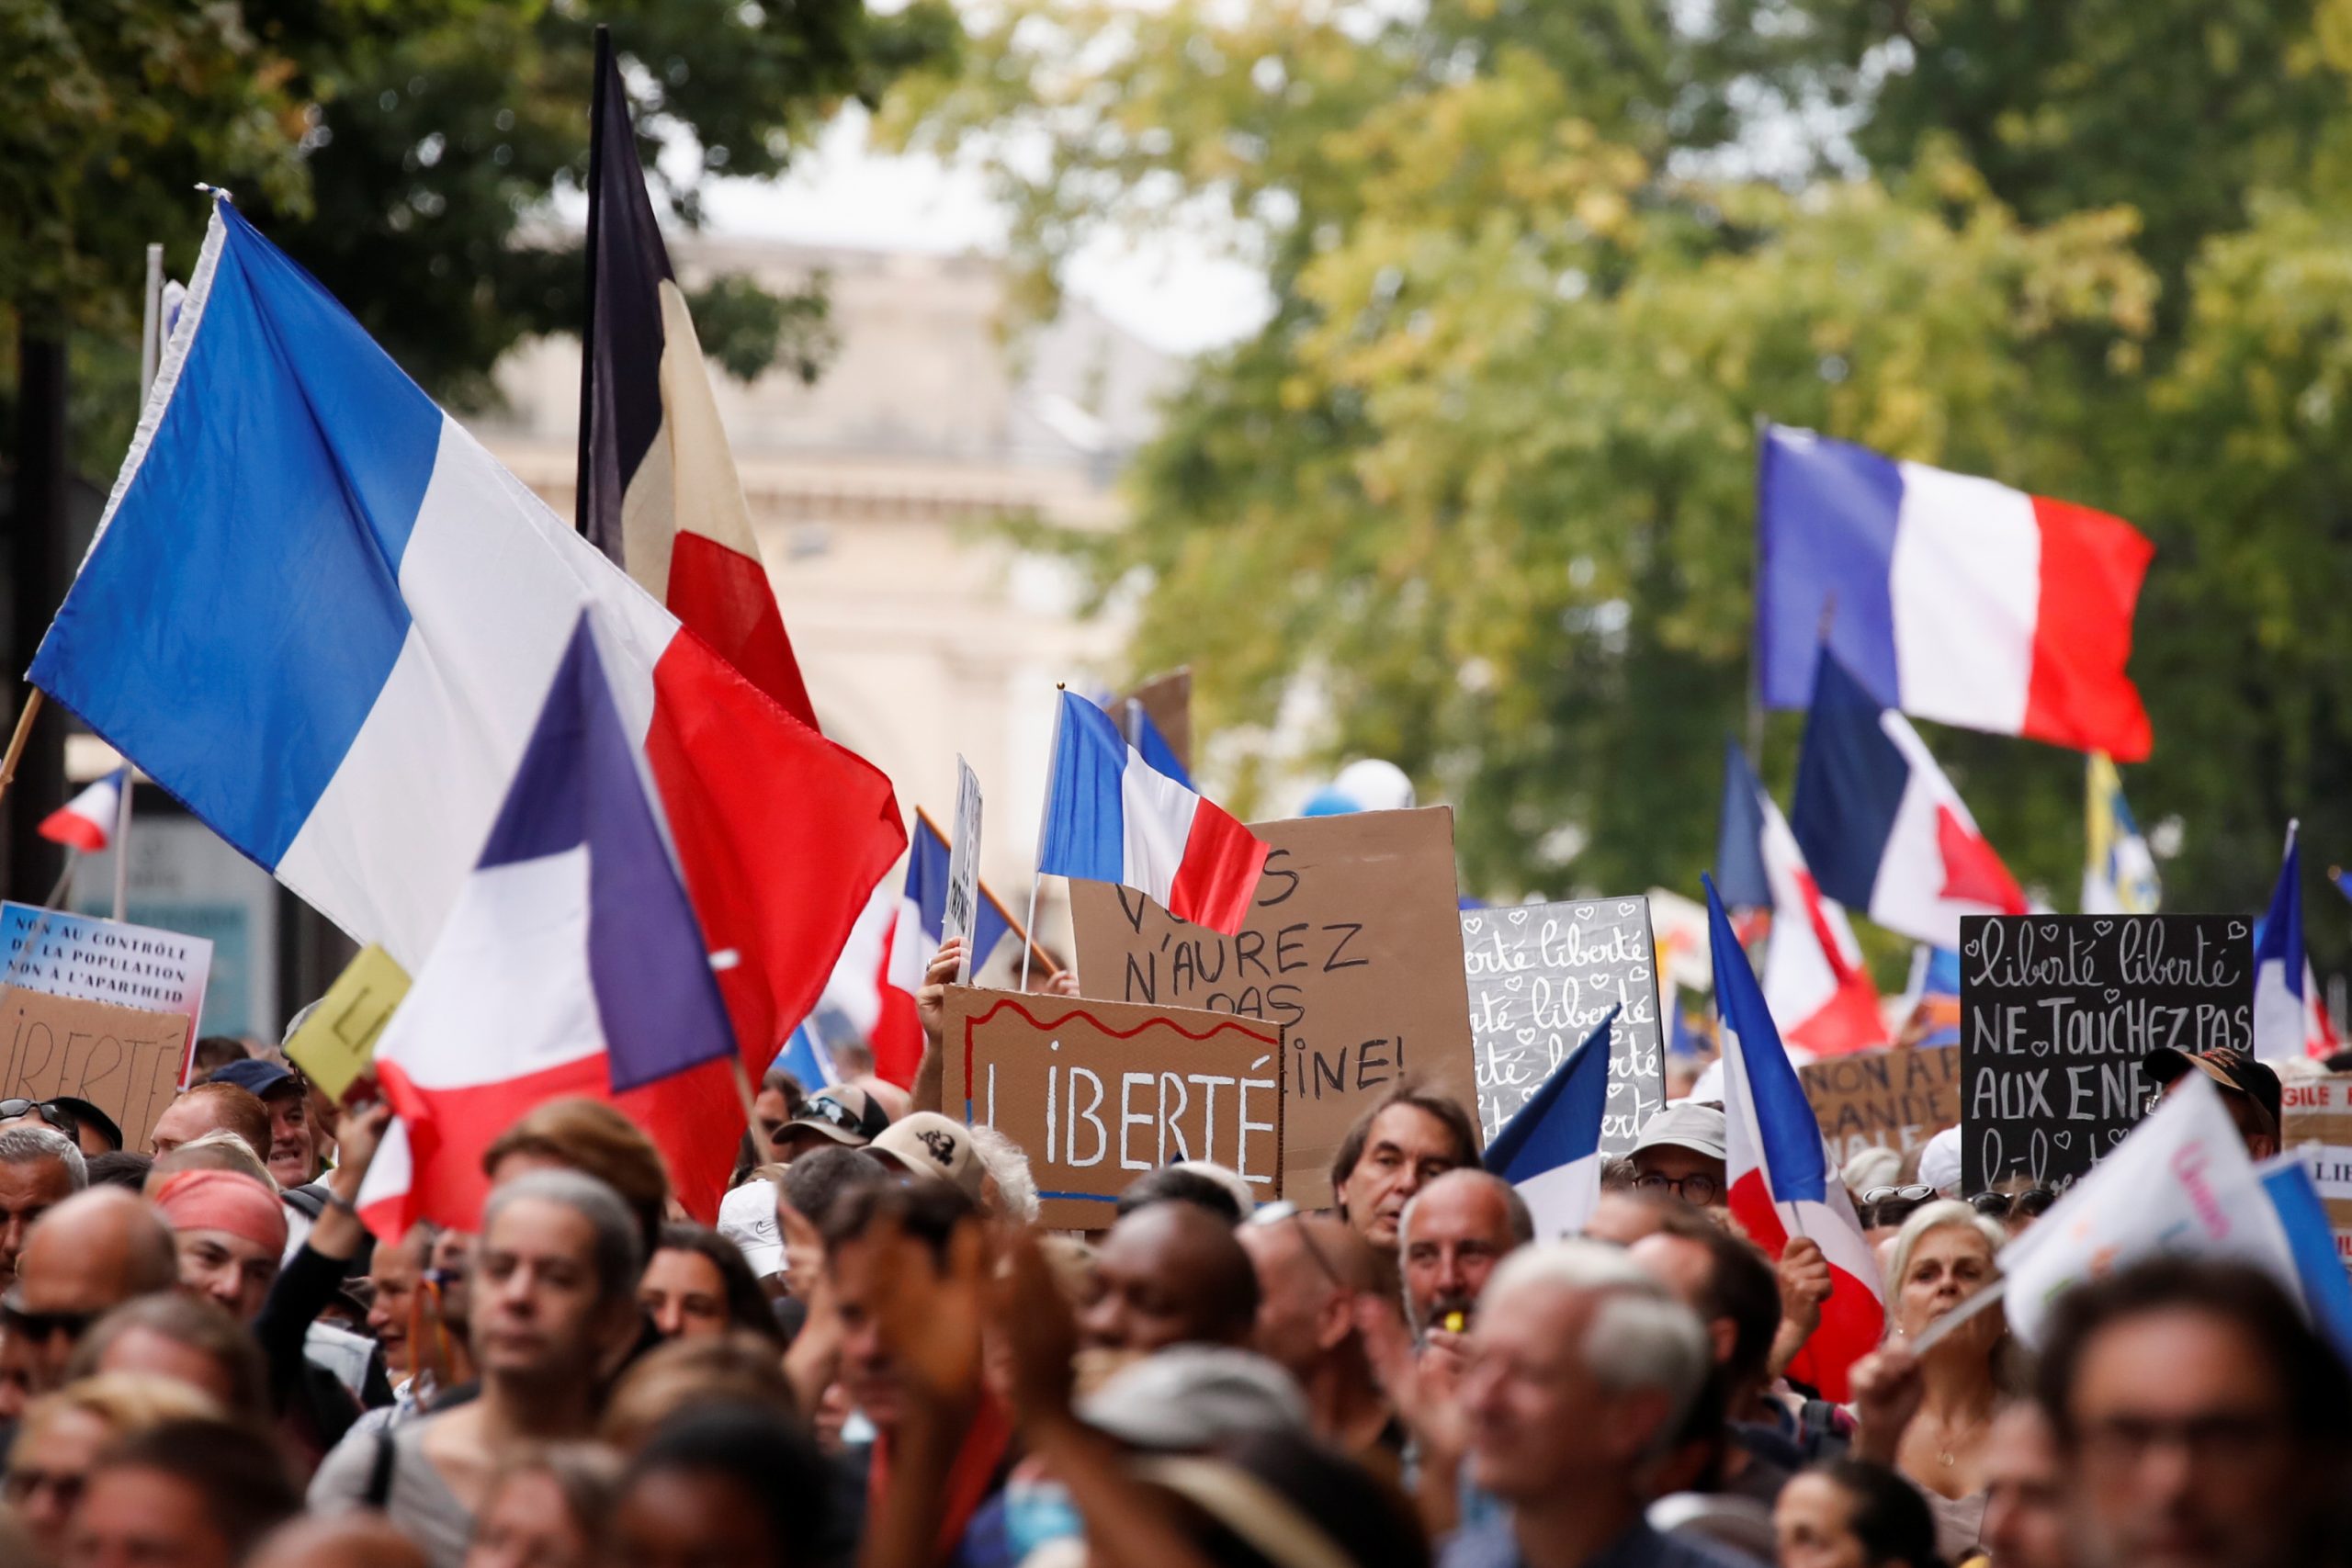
[153,1170,288,1254]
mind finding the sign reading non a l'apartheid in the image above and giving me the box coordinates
[1462,897,1663,1154]
[0,901,212,1036]
[0,987,189,1153]
[1800,1045,1962,1165]
[943,987,1283,1228]
[1960,914,2250,1192]
[2282,1075,2352,1264]
[1070,807,1477,1206]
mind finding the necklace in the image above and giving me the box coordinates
[1931,1410,1991,1468]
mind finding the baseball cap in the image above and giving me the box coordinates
[49,1097,121,1152]
[1632,1101,1727,1163]
[208,1058,300,1100]
[2145,1045,2283,1135]
[1917,1126,1964,1196]
[1078,1347,1306,1451]
[718,1179,786,1277]
[870,1112,985,1201]
[780,1085,890,1149]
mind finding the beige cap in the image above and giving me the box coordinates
[870,1111,985,1202]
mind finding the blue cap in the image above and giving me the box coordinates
[207,1057,300,1100]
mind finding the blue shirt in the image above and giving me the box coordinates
[1440,1517,1765,1568]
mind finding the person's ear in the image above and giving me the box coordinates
[1605,1387,1676,1471]
[1316,1290,1358,1353]
[1708,1315,1737,1369]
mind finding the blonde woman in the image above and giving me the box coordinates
[1847,1198,2009,1565]
[3,1373,221,1561]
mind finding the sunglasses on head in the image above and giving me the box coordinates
[1971,1187,2057,1221]
[0,1100,77,1139]
[797,1096,865,1134]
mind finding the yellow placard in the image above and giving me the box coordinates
[285,945,411,1102]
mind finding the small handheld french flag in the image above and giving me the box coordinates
[1485,1005,1617,1239]
[39,769,127,853]
[2253,823,2338,1062]
[1037,691,1269,934]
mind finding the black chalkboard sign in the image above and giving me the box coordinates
[1461,897,1665,1155]
[1959,914,2251,1192]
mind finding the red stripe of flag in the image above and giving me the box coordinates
[2024,496,2154,761]
[1166,802,1271,935]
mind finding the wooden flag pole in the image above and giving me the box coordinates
[730,1055,776,1168]
[0,690,44,812]
[1022,684,1069,993]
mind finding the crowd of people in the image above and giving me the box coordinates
[0,943,2341,1568]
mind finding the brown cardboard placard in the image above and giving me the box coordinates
[2282,1074,2352,1264]
[1070,806,1478,1206]
[1122,668,1192,773]
[0,986,191,1154]
[943,987,1283,1229]
[1799,1044,1963,1167]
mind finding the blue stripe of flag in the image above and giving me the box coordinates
[1037,691,1130,885]
[1757,425,1903,711]
[2260,1158,2352,1367]
[1485,1005,1617,1183]
[1705,873,1826,1203]
[1790,653,1910,913]
[1713,740,1771,909]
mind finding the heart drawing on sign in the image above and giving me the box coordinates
[2105,988,2120,1002]
[2041,923,2061,942]
[1515,1028,1539,1045]
[1964,940,1980,956]
[1464,917,1484,934]
[1577,905,1596,919]
[1618,901,1637,916]
[1508,908,1530,925]
[2052,1131,2074,1150]
[2093,919,2114,937]
[1505,976,1523,991]
[2230,921,2247,939]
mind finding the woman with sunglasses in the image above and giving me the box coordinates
[1845,1201,2011,1565]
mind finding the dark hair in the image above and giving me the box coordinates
[85,1151,155,1190]
[94,1417,299,1555]
[2036,1257,2352,1448]
[1652,1208,1781,1393]
[1328,1084,1479,1197]
[1116,1166,1243,1224]
[189,1037,251,1079]
[759,1070,807,1117]
[1166,1429,1430,1568]
[69,1293,273,1426]
[777,1145,889,1227]
[818,1177,976,1263]
[625,1402,832,1568]
[483,1098,670,1259]
[1808,1459,1942,1568]
[653,1224,785,1346]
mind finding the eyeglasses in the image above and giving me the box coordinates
[2,1465,82,1511]
[0,1100,76,1138]
[1862,1184,1937,1206]
[0,1290,100,1344]
[1247,1203,1344,1289]
[1971,1188,2057,1221]
[1634,1171,1721,1205]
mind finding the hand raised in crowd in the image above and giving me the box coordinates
[1769,1234,1833,1377]
[871,1209,989,1412]
[1353,1293,1470,1538]
[984,1227,1080,1426]
[1847,1338,1926,1466]
[912,939,966,1115]
[1045,967,1081,998]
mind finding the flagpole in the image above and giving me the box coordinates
[1022,685,1068,993]
[729,1056,776,1167]
[1747,412,1770,764]
[574,25,612,540]
[114,244,164,926]
[0,690,43,812]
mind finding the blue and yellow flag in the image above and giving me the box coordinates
[2083,752,2160,913]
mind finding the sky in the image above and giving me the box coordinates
[696,106,1273,357]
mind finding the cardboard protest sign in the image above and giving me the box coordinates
[1960,914,2251,1192]
[946,757,983,983]
[1800,1046,1962,1165]
[1071,807,1478,1206]
[284,944,412,1103]
[2282,1074,2352,1264]
[0,901,212,1038]
[943,987,1283,1228]
[0,987,189,1153]
[1461,897,1663,1153]
[1122,668,1192,772]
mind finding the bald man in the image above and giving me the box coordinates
[1239,1213,1400,1479]
[1081,1200,1260,1354]
[0,1188,177,1417]
[252,1514,431,1568]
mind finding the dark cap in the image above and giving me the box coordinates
[206,1058,301,1102]
[779,1084,890,1148]
[2146,1046,2282,1135]
[48,1097,122,1152]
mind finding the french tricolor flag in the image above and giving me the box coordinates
[1484,1005,1616,1239]
[1037,691,1269,934]
[28,201,904,1217]
[1791,653,2028,950]
[38,769,127,853]
[2253,824,2340,1063]
[359,618,737,1236]
[1758,425,2154,761]
[1723,743,1885,1056]
[1707,875,1884,1400]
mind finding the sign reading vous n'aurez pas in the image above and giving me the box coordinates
[1959,914,2250,1193]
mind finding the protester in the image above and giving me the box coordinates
[966,1122,1042,1224]
[2036,1258,2352,1568]
[2143,1045,2282,1159]
[1441,1240,1752,1568]
[1630,1213,1802,1500]
[601,1335,799,1453]
[1,1188,179,1418]
[772,1084,893,1162]
[1237,1209,1400,1478]
[483,1100,672,1261]
[463,1444,619,1568]
[311,1171,647,1568]
[361,1223,470,1435]
[4,1373,220,1562]
[1771,1460,1940,1568]
[153,1169,287,1323]
[1329,1086,1481,1247]
[84,1152,153,1190]
[752,1070,806,1146]
[640,1224,783,1345]
[1976,1403,2065,1568]
[1914,1132,1962,1201]
[49,1099,122,1160]
[1398,1169,1532,1337]
[1116,1164,1249,1224]
[716,1179,787,1298]
[1848,1201,2008,1563]
[149,1082,273,1167]
[775,1145,888,1303]
[612,1404,834,1568]
[206,1059,321,1190]
[1080,1197,1261,1354]
[64,1416,300,1568]
[189,1036,253,1081]
[69,1293,275,1428]
[0,1124,85,1293]
[1629,1103,1729,1210]
[147,1131,278,1197]
[868,1111,987,1202]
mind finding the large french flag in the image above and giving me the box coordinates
[1706,874,1884,1400]
[2253,824,2340,1063]
[1758,425,2154,761]
[1037,691,1269,935]
[28,201,905,1216]
[1791,654,2027,949]
[1485,1006,1615,1239]
[1724,744,1886,1056]
[577,30,820,732]
[361,618,737,1235]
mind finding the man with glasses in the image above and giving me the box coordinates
[0,1126,84,1294]
[0,1189,178,1420]
[1628,1103,1727,1210]
[2036,1257,2349,1568]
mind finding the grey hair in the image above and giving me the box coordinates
[1883,1198,2006,1306]
[967,1124,1040,1224]
[483,1168,645,1305]
[153,1129,277,1194]
[1397,1168,1535,1253]
[1485,1239,1712,1458]
[0,1125,85,1191]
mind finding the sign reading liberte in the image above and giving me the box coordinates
[944,987,1283,1229]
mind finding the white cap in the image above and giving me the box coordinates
[1079,1348,1306,1450]
[1633,1101,1727,1162]
[1917,1127,1964,1197]
[871,1112,985,1201]
[717,1179,785,1277]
